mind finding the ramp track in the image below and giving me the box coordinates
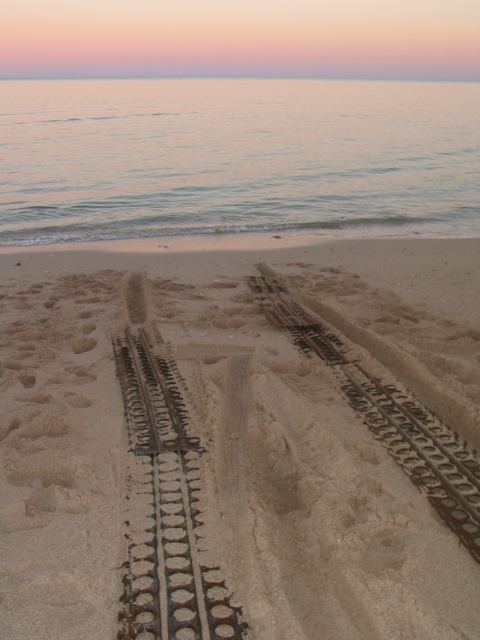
[113,328,248,640]
[249,270,480,564]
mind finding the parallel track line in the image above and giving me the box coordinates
[113,328,249,640]
[248,270,480,563]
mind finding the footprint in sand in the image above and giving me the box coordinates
[15,299,32,311]
[78,310,93,319]
[71,336,97,354]
[287,261,313,268]
[0,415,22,441]
[35,317,51,327]
[18,373,36,389]
[65,365,97,384]
[44,296,59,309]
[210,280,238,289]
[230,292,256,304]
[81,322,96,335]
[64,392,92,409]
[18,412,70,439]
[212,317,245,330]
[5,452,76,489]
[10,328,43,341]
[362,527,407,575]
[0,570,95,630]
[14,392,51,404]
[76,296,102,304]
[28,284,43,294]
[447,328,480,342]
[25,484,57,516]
[4,359,27,371]
[0,501,55,532]
[16,343,37,353]
[358,447,380,466]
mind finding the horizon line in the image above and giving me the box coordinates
[1,75,479,83]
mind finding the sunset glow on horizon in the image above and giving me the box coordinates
[1,0,479,81]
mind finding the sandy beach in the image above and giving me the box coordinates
[1,235,479,640]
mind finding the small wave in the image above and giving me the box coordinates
[41,117,83,123]
[290,166,402,182]
[0,212,443,247]
[455,205,480,215]
[0,111,193,127]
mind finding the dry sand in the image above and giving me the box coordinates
[0,235,479,639]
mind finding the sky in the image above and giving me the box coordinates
[1,0,479,81]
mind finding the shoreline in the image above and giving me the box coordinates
[0,228,479,256]
[0,230,326,255]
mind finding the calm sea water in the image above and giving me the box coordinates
[0,79,479,247]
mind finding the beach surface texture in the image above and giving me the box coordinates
[0,235,479,639]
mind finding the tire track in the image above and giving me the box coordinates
[113,328,249,640]
[248,266,480,564]
[217,354,252,571]
[126,273,148,325]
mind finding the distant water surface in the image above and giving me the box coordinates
[0,79,479,246]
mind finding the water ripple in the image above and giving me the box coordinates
[1,79,479,246]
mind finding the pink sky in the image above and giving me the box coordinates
[1,0,479,80]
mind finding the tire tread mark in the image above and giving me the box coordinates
[248,271,480,564]
[114,328,249,640]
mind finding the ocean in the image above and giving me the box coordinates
[0,79,479,247]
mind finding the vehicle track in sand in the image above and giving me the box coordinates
[113,328,248,640]
[249,265,480,565]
